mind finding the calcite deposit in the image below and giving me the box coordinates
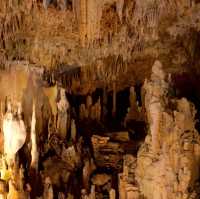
[0,0,200,199]
[136,62,200,199]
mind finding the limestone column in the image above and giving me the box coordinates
[30,102,38,172]
[79,0,87,46]
[30,102,38,199]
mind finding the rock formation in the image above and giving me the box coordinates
[143,60,169,154]
[43,177,53,199]
[3,100,26,165]
[136,61,200,199]
[57,87,70,139]
[79,95,101,121]
[30,101,38,172]
[0,0,200,199]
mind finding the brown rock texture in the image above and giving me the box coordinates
[0,1,200,199]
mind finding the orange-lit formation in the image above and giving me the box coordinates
[0,0,200,199]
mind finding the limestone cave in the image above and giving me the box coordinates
[0,0,200,199]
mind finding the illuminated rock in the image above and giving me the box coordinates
[3,101,26,164]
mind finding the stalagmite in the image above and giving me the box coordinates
[30,101,38,172]
[19,165,25,191]
[0,157,10,181]
[79,96,101,121]
[109,188,116,199]
[43,177,53,199]
[3,99,12,158]
[3,100,26,165]
[58,192,65,199]
[0,180,7,199]
[136,61,200,199]
[7,180,18,199]
[57,88,69,139]
[86,95,92,110]
[143,60,168,154]
[85,95,92,118]
[89,185,95,199]
[83,160,90,189]
[95,97,101,121]
[79,104,86,120]
[118,173,126,199]
[129,86,137,108]
[71,119,76,142]
[90,106,96,120]
[81,189,88,199]
[124,86,142,125]
[83,158,96,190]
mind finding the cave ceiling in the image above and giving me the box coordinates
[0,0,200,91]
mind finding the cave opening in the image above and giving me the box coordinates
[134,83,142,106]
[106,87,130,131]
[116,88,130,127]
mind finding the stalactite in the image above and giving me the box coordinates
[116,0,124,22]
[79,0,87,46]
[43,0,51,10]
[43,84,58,128]
[72,0,77,17]
[77,0,125,46]
[57,0,67,10]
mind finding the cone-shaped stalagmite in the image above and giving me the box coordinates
[57,88,70,139]
[143,60,168,154]
[30,101,38,171]
[136,60,200,199]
